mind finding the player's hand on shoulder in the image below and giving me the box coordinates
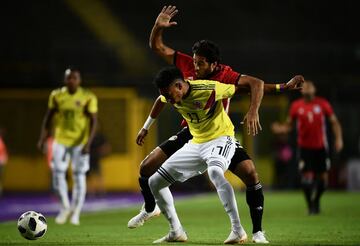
[285,75,305,91]
[136,128,148,146]
[155,5,178,28]
[243,109,262,136]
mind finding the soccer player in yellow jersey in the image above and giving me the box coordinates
[148,66,263,244]
[38,68,98,225]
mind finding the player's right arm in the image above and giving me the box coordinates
[136,96,166,146]
[149,6,178,64]
[37,91,58,153]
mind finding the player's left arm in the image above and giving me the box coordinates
[82,95,98,154]
[329,113,343,153]
[235,76,264,136]
[238,75,304,94]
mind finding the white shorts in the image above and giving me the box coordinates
[157,136,236,183]
[51,141,90,174]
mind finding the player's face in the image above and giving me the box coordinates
[193,54,217,78]
[301,81,316,100]
[64,70,81,92]
[160,81,184,104]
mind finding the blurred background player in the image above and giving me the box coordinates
[37,68,98,225]
[0,127,8,198]
[129,6,303,243]
[272,80,343,214]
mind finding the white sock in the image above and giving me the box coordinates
[208,165,242,232]
[149,172,182,232]
[71,172,87,217]
[53,171,70,210]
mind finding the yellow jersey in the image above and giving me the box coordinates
[161,80,236,143]
[48,86,98,147]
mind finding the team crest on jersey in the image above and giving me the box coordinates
[313,105,321,114]
[75,100,82,107]
[193,101,202,109]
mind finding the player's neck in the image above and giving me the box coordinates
[67,87,79,95]
[183,81,191,99]
[304,95,315,102]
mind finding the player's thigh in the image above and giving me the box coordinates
[71,145,89,174]
[202,136,236,171]
[159,143,205,183]
[51,141,70,172]
[140,147,168,177]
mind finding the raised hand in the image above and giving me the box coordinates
[155,5,178,28]
[285,75,305,91]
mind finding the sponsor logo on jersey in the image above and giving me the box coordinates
[313,105,321,114]
[298,108,304,114]
[193,101,202,109]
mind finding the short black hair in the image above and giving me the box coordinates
[153,66,184,89]
[192,40,220,63]
[65,67,81,75]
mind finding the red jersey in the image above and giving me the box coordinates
[174,51,240,126]
[290,96,334,149]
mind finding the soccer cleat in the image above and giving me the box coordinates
[128,204,161,229]
[152,227,188,244]
[55,208,71,225]
[224,228,248,244]
[70,212,80,225]
[252,231,269,244]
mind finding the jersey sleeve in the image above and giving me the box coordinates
[289,102,298,120]
[160,95,168,103]
[214,81,235,101]
[87,93,98,113]
[48,90,57,109]
[174,51,194,71]
[321,98,334,117]
[219,66,241,84]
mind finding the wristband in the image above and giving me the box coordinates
[143,116,156,130]
[276,83,285,93]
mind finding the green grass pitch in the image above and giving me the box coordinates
[0,192,359,245]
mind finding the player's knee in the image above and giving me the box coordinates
[208,165,226,187]
[148,174,159,194]
[233,160,259,186]
[139,157,155,177]
[140,152,164,177]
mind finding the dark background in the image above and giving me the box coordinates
[1,0,359,159]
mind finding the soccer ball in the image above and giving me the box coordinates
[17,211,47,240]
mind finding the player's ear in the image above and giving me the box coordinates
[210,61,217,71]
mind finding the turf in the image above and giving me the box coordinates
[0,192,359,245]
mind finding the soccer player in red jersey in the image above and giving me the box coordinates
[128,6,304,243]
[272,80,343,214]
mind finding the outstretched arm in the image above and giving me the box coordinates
[149,6,178,64]
[238,75,304,94]
[236,75,264,136]
[136,96,166,146]
[329,114,343,153]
